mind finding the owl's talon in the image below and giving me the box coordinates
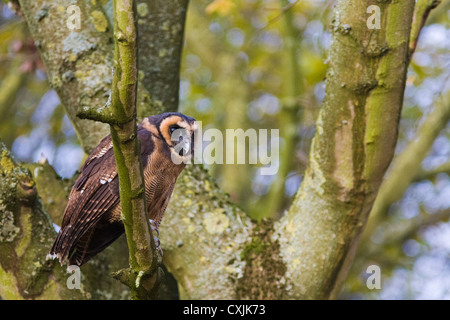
[153,235,160,247]
[149,219,162,256]
[153,235,163,257]
[149,219,160,236]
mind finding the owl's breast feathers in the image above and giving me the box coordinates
[49,126,184,266]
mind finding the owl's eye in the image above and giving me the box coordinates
[169,125,180,135]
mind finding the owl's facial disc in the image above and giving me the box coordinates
[159,116,195,164]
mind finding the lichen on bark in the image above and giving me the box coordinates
[162,165,253,299]
[18,0,114,153]
[0,143,86,299]
[236,219,287,299]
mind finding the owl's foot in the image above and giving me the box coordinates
[149,219,163,257]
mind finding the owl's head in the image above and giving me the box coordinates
[142,112,197,164]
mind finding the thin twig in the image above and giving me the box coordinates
[360,208,450,261]
[79,0,160,300]
[414,162,450,182]
[408,0,441,62]
[261,0,301,30]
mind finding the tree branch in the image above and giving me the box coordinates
[18,0,113,153]
[408,0,441,62]
[0,60,29,126]
[161,165,255,299]
[74,0,159,299]
[357,208,450,264]
[0,143,87,299]
[413,161,450,182]
[105,0,159,300]
[274,0,416,299]
[136,0,189,115]
[362,87,450,245]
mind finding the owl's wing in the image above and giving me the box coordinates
[49,128,156,265]
[49,135,121,264]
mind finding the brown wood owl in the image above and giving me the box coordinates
[49,112,196,266]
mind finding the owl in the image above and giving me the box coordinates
[49,112,196,266]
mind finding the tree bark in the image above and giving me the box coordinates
[0,144,87,299]
[18,0,113,153]
[136,0,189,115]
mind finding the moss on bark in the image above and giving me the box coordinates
[0,143,87,299]
[236,219,287,299]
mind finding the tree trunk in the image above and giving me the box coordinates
[274,0,416,299]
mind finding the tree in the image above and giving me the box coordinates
[0,0,447,299]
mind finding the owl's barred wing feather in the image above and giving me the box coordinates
[49,136,121,264]
[49,128,156,265]
[58,135,115,230]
